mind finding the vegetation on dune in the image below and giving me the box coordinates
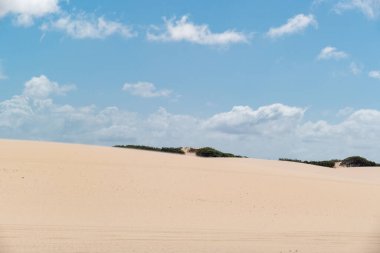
[194,147,244,158]
[114,145,245,158]
[306,160,337,168]
[115,146,380,166]
[114,145,185,155]
[340,156,378,167]
[279,158,337,168]
[160,147,186,154]
[280,156,380,168]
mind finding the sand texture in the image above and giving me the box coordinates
[0,140,379,253]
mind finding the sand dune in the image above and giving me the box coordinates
[0,139,380,253]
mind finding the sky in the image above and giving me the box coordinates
[1,0,380,161]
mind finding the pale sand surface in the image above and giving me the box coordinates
[0,139,380,253]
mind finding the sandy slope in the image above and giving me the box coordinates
[0,140,380,253]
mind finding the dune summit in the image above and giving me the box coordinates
[0,139,380,253]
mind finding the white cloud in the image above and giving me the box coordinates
[0,76,137,144]
[41,13,135,39]
[266,14,317,38]
[147,15,248,46]
[317,46,348,60]
[0,0,60,26]
[122,82,172,98]
[23,75,75,99]
[334,0,380,19]
[298,109,380,160]
[368,70,380,79]
[203,104,305,136]
[350,62,363,75]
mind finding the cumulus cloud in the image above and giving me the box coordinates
[23,75,75,99]
[41,13,135,39]
[266,14,317,38]
[368,70,380,79]
[334,0,380,19]
[317,46,349,60]
[0,76,137,144]
[122,82,172,98]
[0,0,60,26]
[204,104,305,136]
[147,15,248,46]
[298,109,380,159]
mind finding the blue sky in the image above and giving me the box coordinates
[1,0,380,161]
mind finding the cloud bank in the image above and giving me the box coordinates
[1,75,380,162]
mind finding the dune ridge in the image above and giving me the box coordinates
[0,139,380,253]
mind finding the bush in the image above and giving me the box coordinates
[114,145,185,155]
[114,145,160,151]
[160,147,185,154]
[279,158,303,163]
[279,158,337,168]
[280,156,380,168]
[340,156,377,167]
[305,160,336,168]
[195,147,242,158]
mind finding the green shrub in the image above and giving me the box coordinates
[114,145,185,155]
[160,147,185,154]
[279,158,303,163]
[279,158,337,168]
[114,145,160,151]
[340,156,377,167]
[195,147,242,158]
[305,160,336,168]
[280,156,380,168]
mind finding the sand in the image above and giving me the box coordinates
[0,139,379,253]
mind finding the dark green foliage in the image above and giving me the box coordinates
[280,156,380,168]
[340,156,377,167]
[160,147,186,154]
[114,145,160,151]
[195,147,243,158]
[306,160,336,168]
[279,158,302,163]
[279,158,336,168]
[114,145,185,155]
